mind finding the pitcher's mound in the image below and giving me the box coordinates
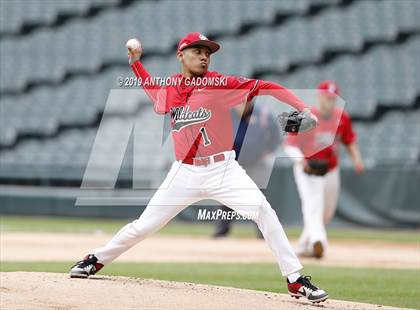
[0,272,398,310]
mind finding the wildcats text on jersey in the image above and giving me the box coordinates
[171,106,212,131]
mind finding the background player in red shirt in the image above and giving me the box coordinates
[284,80,364,259]
[70,32,328,303]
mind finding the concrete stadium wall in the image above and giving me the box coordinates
[0,166,419,228]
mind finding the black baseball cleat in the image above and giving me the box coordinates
[70,254,103,278]
[287,275,328,303]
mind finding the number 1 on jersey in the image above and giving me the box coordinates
[199,127,211,146]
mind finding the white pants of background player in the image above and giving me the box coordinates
[94,151,302,277]
[293,164,340,255]
[284,145,340,255]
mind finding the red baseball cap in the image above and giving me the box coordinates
[177,32,220,54]
[317,80,340,97]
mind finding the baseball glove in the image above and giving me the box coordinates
[278,111,317,133]
[304,160,329,176]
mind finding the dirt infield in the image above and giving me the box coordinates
[1,232,419,269]
[0,272,405,310]
[1,234,417,309]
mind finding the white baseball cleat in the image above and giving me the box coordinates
[70,254,103,278]
[287,275,329,303]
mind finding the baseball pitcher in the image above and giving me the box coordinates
[70,32,328,303]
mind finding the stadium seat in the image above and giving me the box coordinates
[0,0,119,34]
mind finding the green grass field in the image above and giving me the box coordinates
[1,215,419,309]
[1,261,419,309]
[1,215,419,243]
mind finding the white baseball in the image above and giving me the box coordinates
[126,38,141,51]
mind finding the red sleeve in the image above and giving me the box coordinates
[224,76,308,111]
[213,75,259,108]
[130,60,168,114]
[225,76,259,90]
[341,111,356,145]
[225,76,260,99]
[253,80,307,112]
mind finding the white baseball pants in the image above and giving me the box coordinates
[293,163,340,254]
[94,151,302,276]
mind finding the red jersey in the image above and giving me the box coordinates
[131,60,308,161]
[284,106,356,170]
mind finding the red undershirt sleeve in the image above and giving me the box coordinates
[130,60,168,114]
[252,80,308,112]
